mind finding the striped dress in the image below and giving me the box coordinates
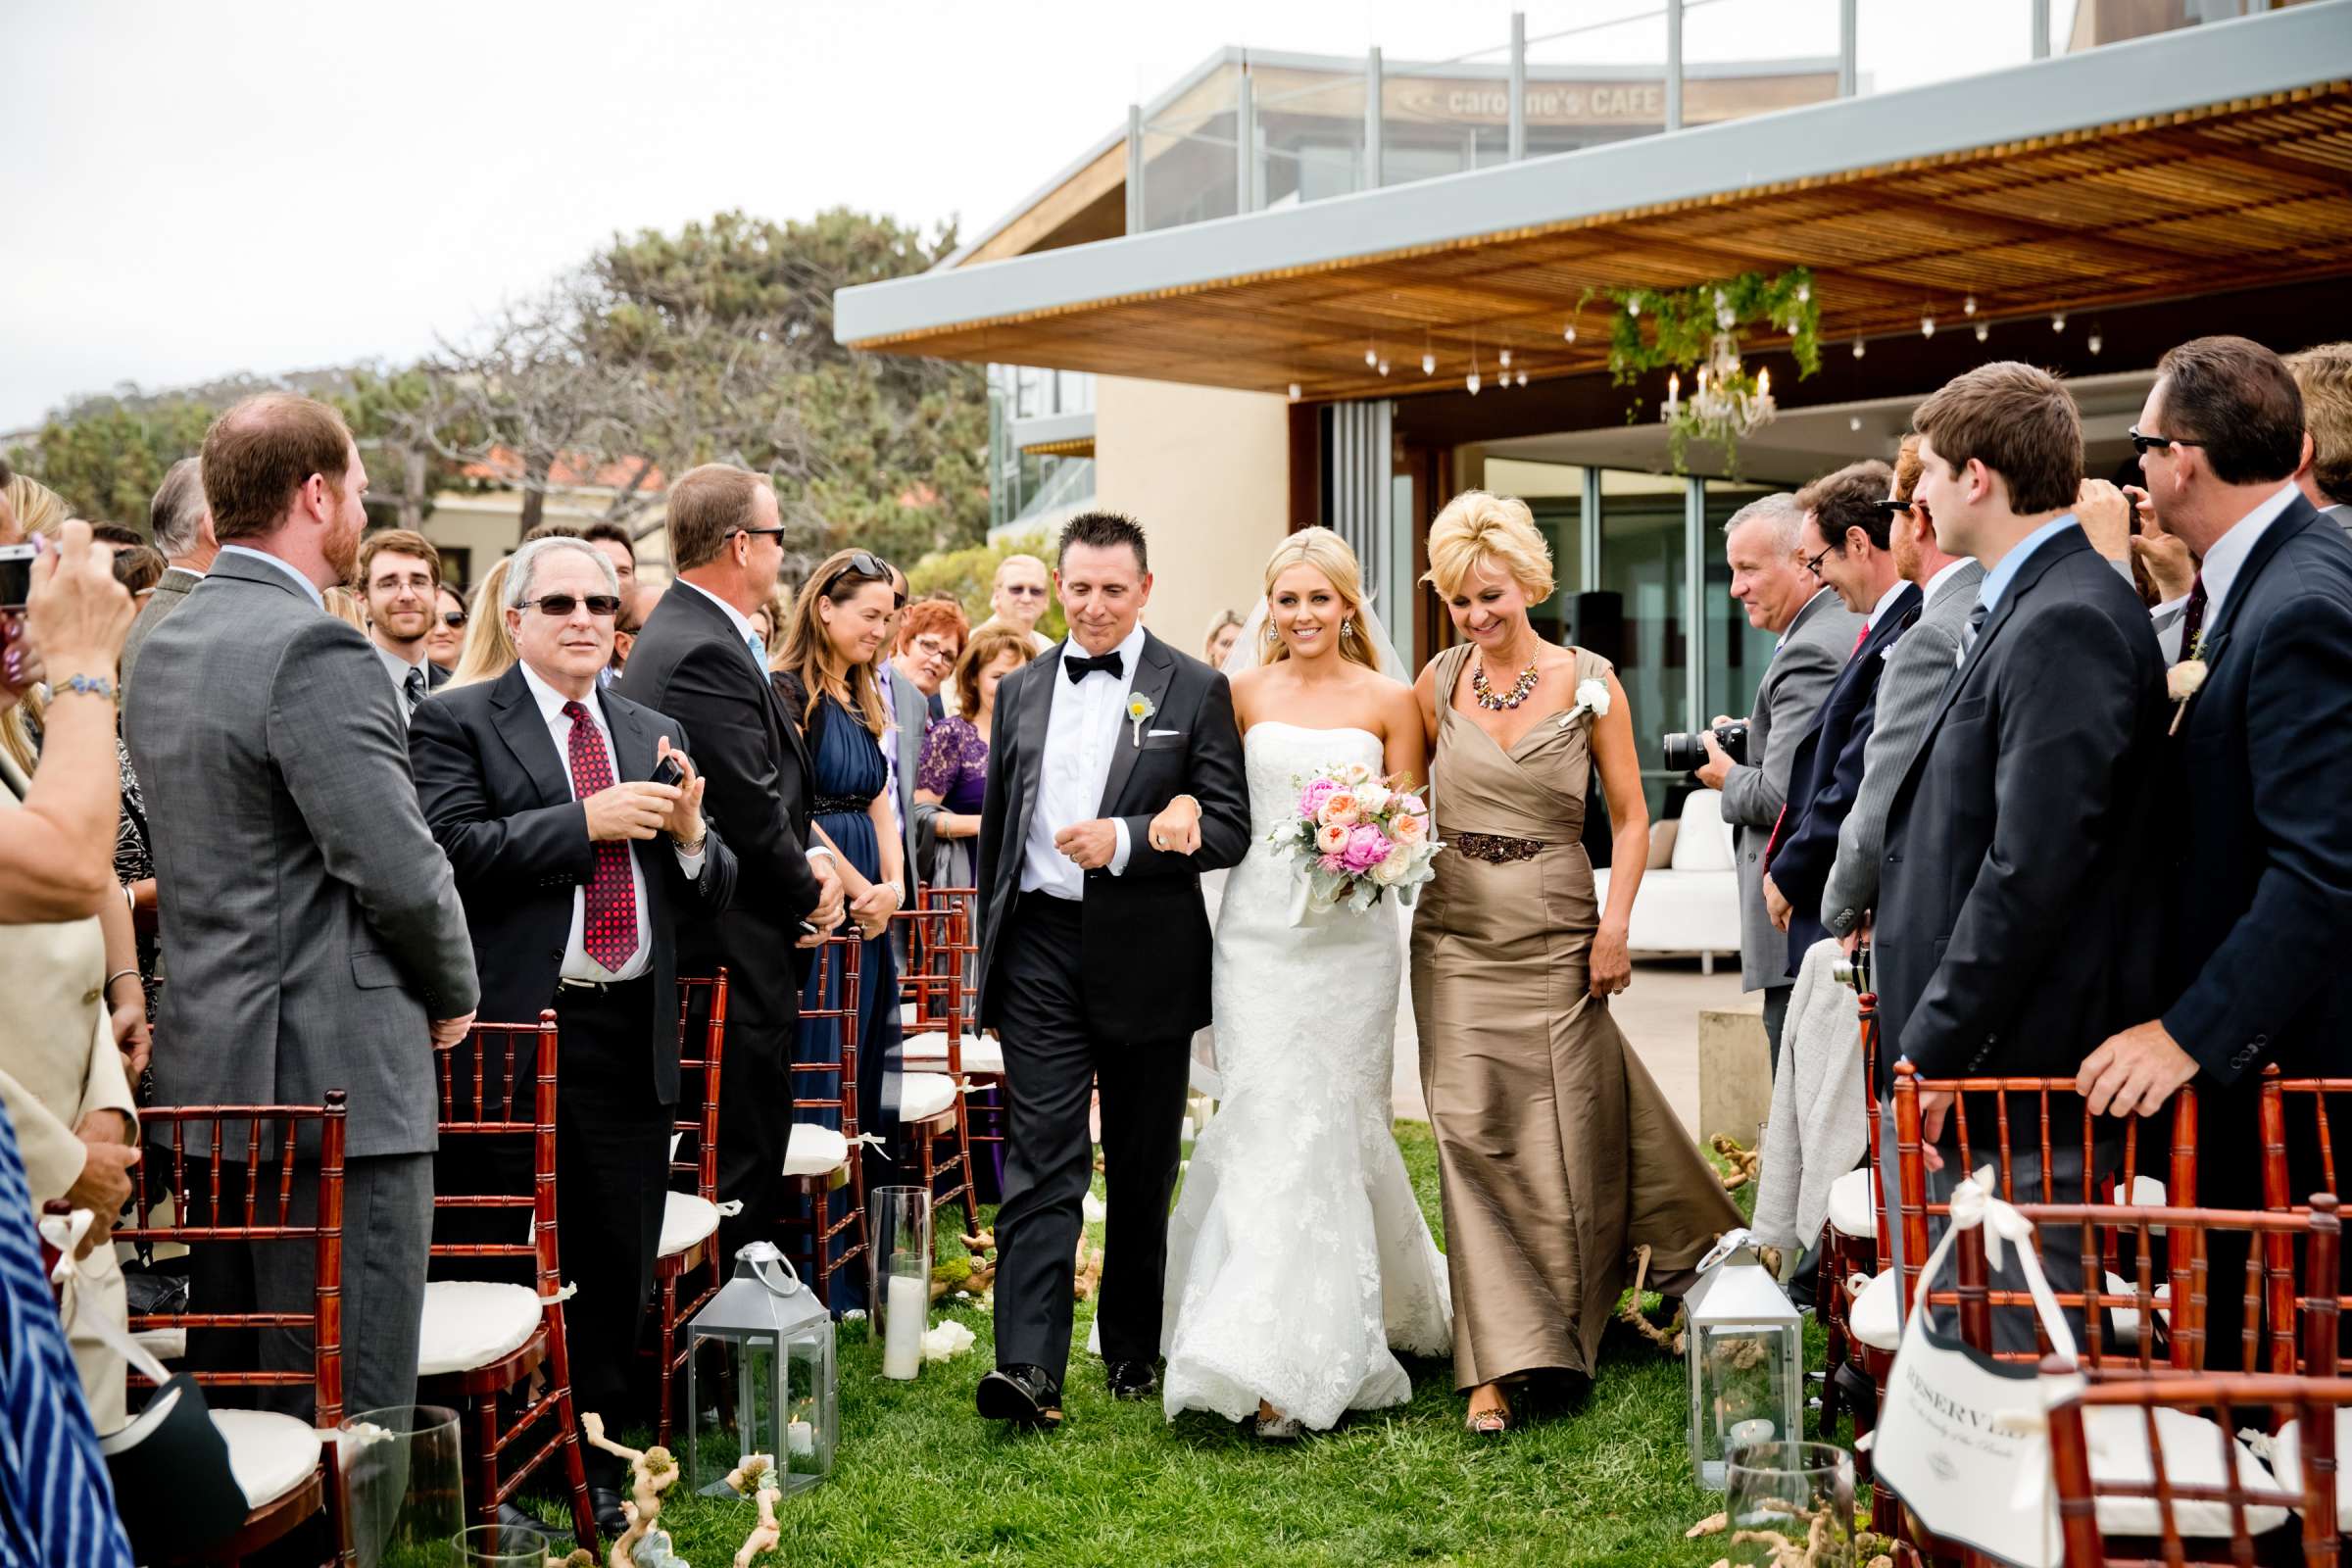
[0,1108,135,1566]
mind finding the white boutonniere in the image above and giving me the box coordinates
[1126,692,1156,747]
[1558,676,1612,729]
[2167,651,2208,736]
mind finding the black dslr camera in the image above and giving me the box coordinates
[1662,720,1748,773]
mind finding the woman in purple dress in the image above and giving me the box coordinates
[914,621,1036,898]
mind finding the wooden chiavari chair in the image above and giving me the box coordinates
[1815,973,1883,1442]
[645,969,730,1447]
[781,935,868,1304]
[116,1093,350,1564]
[894,890,979,1238]
[417,1013,597,1551]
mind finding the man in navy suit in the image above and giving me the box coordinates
[1874,363,2171,1346]
[2080,338,2352,1359]
[1760,460,1917,967]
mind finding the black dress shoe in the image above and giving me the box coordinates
[975,1364,1063,1428]
[1104,1359,1159,1400]
[587,1486,630,1541]
[497,1501,562,1542]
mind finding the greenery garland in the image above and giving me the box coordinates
[1573,268,1822,475]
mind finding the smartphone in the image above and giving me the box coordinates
[0,543,36,612]
[651,754,686,789]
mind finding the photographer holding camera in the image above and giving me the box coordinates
[1689,494,1859,1058]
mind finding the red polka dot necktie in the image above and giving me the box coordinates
[564,700,640,971]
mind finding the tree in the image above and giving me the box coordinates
[9,399,214,530]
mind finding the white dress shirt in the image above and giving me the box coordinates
[374,641,433,718]
[515,661,705,982]
[1019,622,1145,900]
[1863,576,1911,633]
[2152,481,2301,662]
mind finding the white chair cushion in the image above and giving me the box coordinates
[133,1327,187,1362]
[416,1280,541,1377]
[1828,1166,1877,1239]
[659,1192,721,1259]
[902,1031,1004,1074]
[900,1071,958,1123]
[2261,1408,2352,1517]
[2082,1405,2288,1537]
[1670,788,1736,872]
[2102,1271,2171,1342]
[1849,1267,1901,1351]
[783,1123,849,1178]
[212,1407,321,1509]
[900,1002,919,1027]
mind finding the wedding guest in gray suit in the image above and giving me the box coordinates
[124,393,477,1419]
[120,457,216,693]
[1820,436,1984,946]
[1692,493,1860,1058]
[2286,342,2352,537]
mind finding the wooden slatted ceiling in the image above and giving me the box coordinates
[844,85,2352,401]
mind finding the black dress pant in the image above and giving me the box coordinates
[426,977,666,1489]
[682,960,790,1275]
[991,892,1192,1382]
[551,978,668,1488]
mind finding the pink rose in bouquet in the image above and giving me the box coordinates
[1341,823,1393,873]
[1297,778,1338,820]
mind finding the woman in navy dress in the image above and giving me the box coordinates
[774,549,907,1306]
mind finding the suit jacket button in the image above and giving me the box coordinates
[2251,1034,2269,1049]
[550,950,563,960]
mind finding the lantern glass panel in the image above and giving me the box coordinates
[1690,1320,1801,1489]
[683,1244,837,1498]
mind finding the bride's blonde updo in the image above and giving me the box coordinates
[1255,526,1383,673]
[1422,490,1556,603]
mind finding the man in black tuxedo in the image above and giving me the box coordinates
[614,465,846,1268]
[972,513,1250,1427]
[1761,460,1915,966]
[409,535,737,1530]
[2080,337,2352,1359]
[1875,363,2171,1343]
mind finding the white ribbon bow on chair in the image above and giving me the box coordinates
[1946,1164,2038,1271]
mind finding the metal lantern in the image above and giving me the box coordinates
[683,1243,837,1497]
[1684,1227,1804,1490]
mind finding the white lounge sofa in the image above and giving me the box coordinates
[1592,787,1740,973]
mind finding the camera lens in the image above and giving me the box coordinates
[1661,732,1703,773]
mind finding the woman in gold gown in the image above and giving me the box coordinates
[1409,491,1741,1436]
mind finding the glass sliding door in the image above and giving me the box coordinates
[1593,469,1691,820]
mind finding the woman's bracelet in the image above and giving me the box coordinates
[103,967,140,1003]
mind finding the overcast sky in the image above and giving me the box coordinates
[1,0,2055,431]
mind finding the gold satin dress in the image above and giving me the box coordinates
[1410,644,1741,1390]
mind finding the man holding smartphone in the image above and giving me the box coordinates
[408,534,736,1537]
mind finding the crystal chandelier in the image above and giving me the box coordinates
[1662,331,1776,449]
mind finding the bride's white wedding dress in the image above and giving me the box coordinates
[1159,720,1452,1430]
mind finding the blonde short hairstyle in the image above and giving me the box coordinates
[1254,527,1383,673]
[1422,490,1555,602]
[2286,341,2352,508]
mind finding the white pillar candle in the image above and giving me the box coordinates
[880,1274,926,1380]
[786,1421,814,1457]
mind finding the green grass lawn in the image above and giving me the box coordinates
[557,1123,1816,1567]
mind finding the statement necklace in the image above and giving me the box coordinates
[1470,655,1542,711]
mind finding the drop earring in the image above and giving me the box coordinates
[1266,621,1280,641]
[1343,619,1354,637]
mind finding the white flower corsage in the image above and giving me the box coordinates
[2167,658,2208,736]
[1126,692,1156,747]
[1559,676,1613,729]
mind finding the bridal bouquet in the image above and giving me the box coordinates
[1270,761,1443,916]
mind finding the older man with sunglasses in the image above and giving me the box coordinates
[409,534,738,1536]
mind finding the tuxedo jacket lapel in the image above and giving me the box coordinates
[2198,497,2322,671]
[1097,633,1176,818]
[487,663,574,808]
[1008,650,1058,867]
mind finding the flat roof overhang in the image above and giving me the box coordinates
[836,2,2352,402]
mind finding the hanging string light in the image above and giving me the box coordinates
[1377,358,1390,376]
[1287,382,1300,400]
[1421,329,1435,376]
[2051,311,2068,333]
[1921,313,1936,338]
[1963,294,1978,317]
[1851,338,1867,360]
[1975,320,1990,343]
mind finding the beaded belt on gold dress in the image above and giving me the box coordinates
[1451,830,1546,864]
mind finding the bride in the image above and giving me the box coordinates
[1157,527,1452,1438]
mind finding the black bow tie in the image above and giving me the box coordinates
[1065,649,1124,684]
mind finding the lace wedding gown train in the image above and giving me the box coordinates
[1160,721,1452,1430]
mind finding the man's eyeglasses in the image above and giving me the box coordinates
[519,594,623,619]
[1800,541,1838,578]
[1872,499,1916,522]
[440,609,469,628]
[730,525,789,543]
[2128,427,2206,457]
[1002,584,1048,600]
